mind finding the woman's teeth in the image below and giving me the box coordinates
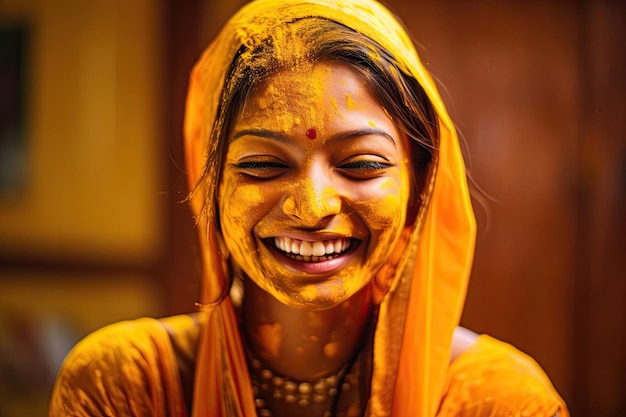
[274,237,351,262]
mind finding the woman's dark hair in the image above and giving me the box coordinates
[199,17,438,226]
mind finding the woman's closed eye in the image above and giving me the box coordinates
[337,160,392,179]
[235,161,289,179]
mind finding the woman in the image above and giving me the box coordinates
[49,0,569,416]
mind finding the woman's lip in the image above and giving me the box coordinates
[263,238,361,276]
[260,231,356,241]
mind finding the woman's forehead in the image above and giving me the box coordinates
[234,62,384,136]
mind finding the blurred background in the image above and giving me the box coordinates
[0,0,623,416]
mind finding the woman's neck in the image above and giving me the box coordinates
[241,278,374,381]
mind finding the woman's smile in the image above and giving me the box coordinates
[272,236,352,261]
[263,236,361,275]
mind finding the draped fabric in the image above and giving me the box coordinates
[184,0,477,416]
[49,316,191,417]
[48,316,567,416]
[439,335,566,417]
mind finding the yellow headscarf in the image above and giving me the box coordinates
[183,0,475,416]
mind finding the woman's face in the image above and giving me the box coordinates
[218,62,412,310]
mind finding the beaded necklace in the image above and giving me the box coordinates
[245,347,362,417]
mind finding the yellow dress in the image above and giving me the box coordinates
[49,315,566,416]
[50,0,569,415]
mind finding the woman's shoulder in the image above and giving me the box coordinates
[49,313,202,417]
[440,334,569,417]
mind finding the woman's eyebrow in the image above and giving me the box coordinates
[326,128,396,146]
[230,128,291,143]
[230,127,396,145]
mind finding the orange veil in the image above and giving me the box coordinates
[183,0,475,416]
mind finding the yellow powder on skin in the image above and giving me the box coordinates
[330,96,341,117]
[345,93,355,110]
[241,64,331,136]
[355,194,404,230]
[257,323,282,360]
[219,183,264,260]
[299,285,319,304]
[323,342,341,359]
[282,197,296,216]
[284,178,343,224]
[232,184,264,210]
[297,278,351,306]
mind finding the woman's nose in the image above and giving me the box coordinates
[282,177,342,225]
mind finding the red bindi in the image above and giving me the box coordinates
[305,128,317,140]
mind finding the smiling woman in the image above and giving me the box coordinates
[49,1,569,416]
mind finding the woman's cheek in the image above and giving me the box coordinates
[353,177,409,268]
[360,194,405,230]
[354,176,408,232]
[219,181,264,260]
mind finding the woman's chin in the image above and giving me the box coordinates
[243,242,372,309]
[268,279,366,311]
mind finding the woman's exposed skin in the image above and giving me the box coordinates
[218,62,412,380]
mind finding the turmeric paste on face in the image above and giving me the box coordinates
[219,62,411,309]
